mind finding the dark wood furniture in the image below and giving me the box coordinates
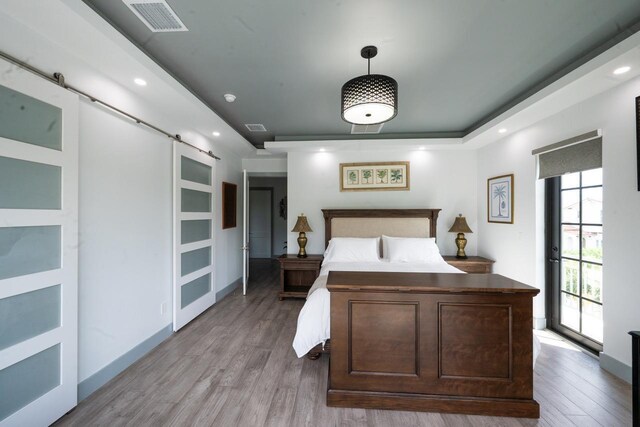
[278,254,323,300]
[311,208,540,418]
[221,182,237,229]
[443,255,494,273]
[327,271,540,418]
[631,331,639,427]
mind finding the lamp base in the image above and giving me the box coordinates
[455,232,468,259]
[297,232,308,258]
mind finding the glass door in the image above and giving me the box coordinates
[0,66,79,425]
[172,142,216,331]
[547,169,603,352]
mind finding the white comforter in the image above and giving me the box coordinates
[292,260,542,367]
[292,259,463,358]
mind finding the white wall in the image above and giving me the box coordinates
[77,104,172,381]
[250,177,288,256]
[242,157,287,174]
[477,75,640,369]
[287,149,478,256]
[0,1,246,385]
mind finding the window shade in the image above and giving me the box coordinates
[533,131,602,179]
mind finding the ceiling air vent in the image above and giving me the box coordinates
[123,0,188,32]
[245,124,267,132]
[351,123,384,134]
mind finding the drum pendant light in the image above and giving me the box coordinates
[341,46,398,125]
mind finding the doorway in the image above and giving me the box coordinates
[546,168,603,353]
[249,188,273,259]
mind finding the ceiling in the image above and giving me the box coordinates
[84,0,640,148]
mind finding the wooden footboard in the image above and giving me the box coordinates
[326,271,540,418]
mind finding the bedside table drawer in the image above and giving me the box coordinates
[443,256,495,274]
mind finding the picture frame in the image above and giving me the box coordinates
[222,182,237,229]
[487,174,514,224]
[340,161,410,192]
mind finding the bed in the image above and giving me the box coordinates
[292,208,540,418]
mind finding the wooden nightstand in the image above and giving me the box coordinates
[443,256,495,274]
[278,254,323,300]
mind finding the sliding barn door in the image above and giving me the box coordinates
[172,142,216,331]
[0,64,78,425]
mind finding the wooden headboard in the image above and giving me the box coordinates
[321,209,441,249]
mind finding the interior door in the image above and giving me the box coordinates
[242,169,249,295]
[249,189,272,258]
[172,142,216,331]
[0,62,79,425]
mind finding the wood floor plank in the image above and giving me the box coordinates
[55,259,632,427]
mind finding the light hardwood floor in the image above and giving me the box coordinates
[56,260,633,426]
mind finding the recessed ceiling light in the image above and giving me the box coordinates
[613,66,631,75]
[319,148,326,152]
[212,131,220,137]
[418,146,426,150]
[498,128,507,134]
[224,93,236,103]
[134,78,147,86]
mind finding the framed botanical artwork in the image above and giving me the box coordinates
[487,174,514,224]
[340,161,410,191]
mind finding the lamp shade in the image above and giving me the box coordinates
[341,74,398,125]
[292,214,312,233]
[448,214,473,233]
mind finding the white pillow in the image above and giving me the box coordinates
[323,237,380,263]
[383,235,443,263]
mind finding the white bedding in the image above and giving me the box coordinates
[292,259,463,358]
[292,260,541,368]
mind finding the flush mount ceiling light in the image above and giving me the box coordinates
[224,93,236,103]
[212,131,220,137]
[613,66,631,75]
[341,46,398,125]
[134,78,147,86]
[498,128,507,134]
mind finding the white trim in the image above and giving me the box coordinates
[179,265,214,286]
[0,271,62,299]
[180,239,213,253]
[0,136,64,166]
[0,328,63,371]
[180,212,213,221]
[180,179,213,193]
[0,210,64,227]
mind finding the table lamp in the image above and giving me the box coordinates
[448,214,473,259]
[292,214,312,258]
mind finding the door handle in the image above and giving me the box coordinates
[548,258,560,263]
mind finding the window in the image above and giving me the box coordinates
[546,168,603,352]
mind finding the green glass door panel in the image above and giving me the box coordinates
[181,247,211,276]
[181,220,211,244]
[181,189,211,213]
[0,226,61,280]
[181,273,211,308]
[0,345,61,421]
[0,156,61,209]
[0,285,60,351]
[0,85,62,150]
[181,156,211,185]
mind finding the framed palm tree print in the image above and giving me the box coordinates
[487,174,514,223]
